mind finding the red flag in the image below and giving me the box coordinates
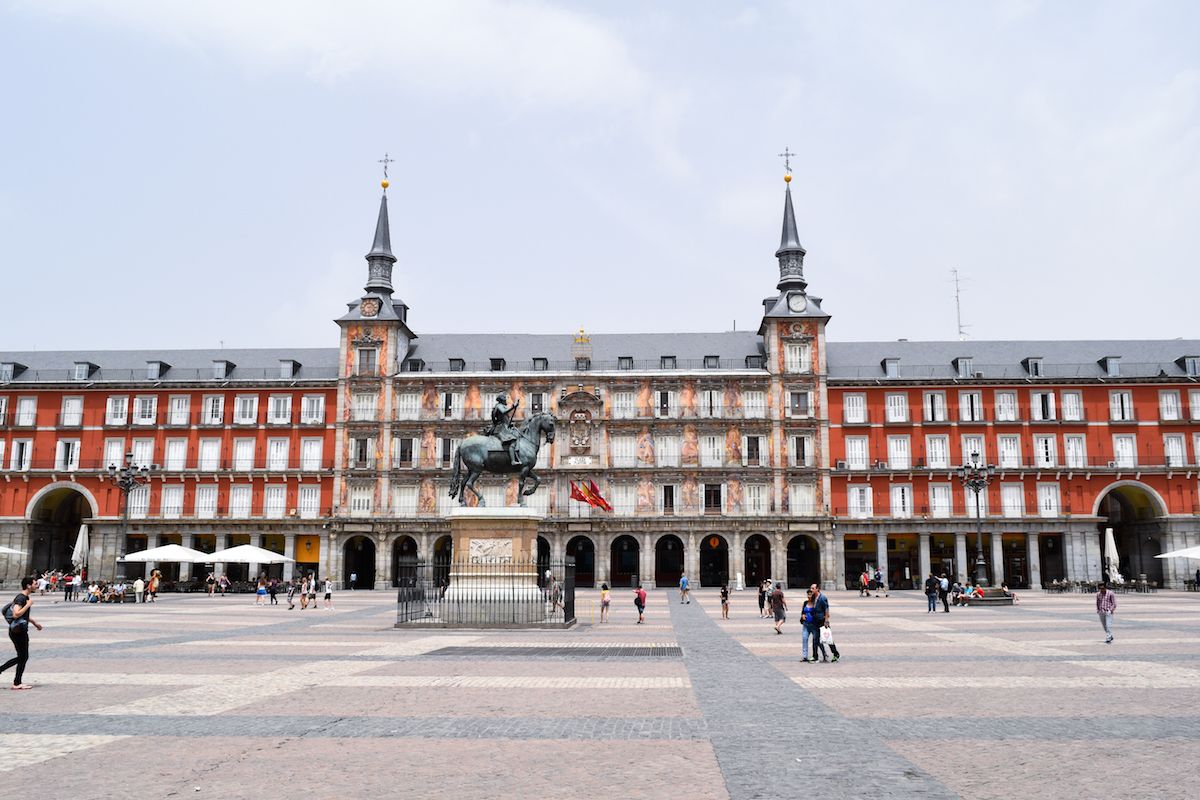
[587,480,613,512]
[569,481,589,503]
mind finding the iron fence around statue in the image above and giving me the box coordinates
[395,557,575,627]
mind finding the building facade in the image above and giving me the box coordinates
[2,177,1198,589]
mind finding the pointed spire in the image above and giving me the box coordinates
[775,177,807,291]
[364,190,396,294]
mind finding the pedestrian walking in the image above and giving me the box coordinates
[286,579,297,610]
[859,570,870,597]
[133,576,145,604]
[634,584,647,624]
[599,583,611,623]
[809,583,830,660]
[299,576,310,610]
[924,573,939,613]
[679,572,690,604]
[350,572,357,591]
[62,573,73,603]
[938,573,951,612]
[219,575,230,596]
[323,577,334,610]
[308,574,318,609]
[770,582,787,634]
[1096,582,1117,643]
[873,568,888,597]
[720,584,730,619]
[147,570,160,603]
[2,576,44,690]
[255,579,267,606]
[820,620,841,662]
[800,592,817,662]
[205,572,216,598]
[757,580,768,618]
[268,579,279,605]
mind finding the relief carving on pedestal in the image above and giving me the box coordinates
[469,538,513,561]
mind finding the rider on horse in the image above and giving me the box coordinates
[485,394,522,466]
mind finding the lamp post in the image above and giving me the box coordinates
[107,452,154,571]
[957,450,994,586]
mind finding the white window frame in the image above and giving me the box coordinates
[1112,434,1136,468]
[105,396,128,426]
[232,439,256,471]
[845,436,869,470]
[396,392,420,421]
[202,395,225,425]
[1061,391,1084,421]
[233,395,258,424]
[441,391,464,420]
[843,393,867,424]
[229,485,252,517]
[930,483,952,518]
[925,435,949,469]
[1109,390,1134,422]
[959,391,983,422]
[994,391,1018,422]
[1034,435,1057,468]
[197,439,221,471]
[847,485,872,519]
[103,439,124,469]
[743,390,767,419]
[263,485,286,519]
[612,390,636,420]
[161,485,184,519]
[350,484,373,517]
[656,435,681,468]
[1164,434,1186,468]
[195,485,218,519]
[60,396,83,426]
[698,388,723,419]
[790,484,816,516]
[301,438,324,471]
[391,484,418,516]
[55,439,80,471]
[1001,483,1025,518]
[266,438,290,471]
[1031,391,1056,421]
[268,395,292,424]
[745,483,768,516]
[167,395,190,426]
[611,435,637,468]
[1159,390,1182,421]
[128,485,150,519]
[1064,434,1087,468]
[164,439,187,472]
[997,435,1021,469]
[886,435,910,469]
[784,342,812,374]
[884,393,909,423]
[961,435,986,465]
[301,395,325,424]
[298,486,320,519]
[923,391,947,422]
[890,484,913,518]
[1037,483,1060,517]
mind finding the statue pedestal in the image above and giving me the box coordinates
[448,506,543,564]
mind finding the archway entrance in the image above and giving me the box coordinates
[537,536,552,588]
[787,535,820,589]
[433,534,453,589]
[699,534,729,587]
[655,534,684,587]
[342,535,376,589]
[610,535,639,587]
[744,534,771,586]
[1097,484,1166,586]
[392,535,419,588]
[1037,533,1066,585]
[566,536,595,588]
[28,487,89,575]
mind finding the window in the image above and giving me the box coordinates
[202,396,224,425]
[790,484,816,516]
[195,486,217,519]
[843,394,866,424]
[197,439,221,471]
[660,356,677,370]
[301,438,323,470]
[232,439,255,471]
[657,435,681,467]
[1112,434,1136,468]
[357,348,378,376]
[264,486,286,518]
[746,355,765,369]
[301,395,325,424]
[9,440,31,471]
[1164,434,1186,467]
[103,439,124,469]
[161,486,183,519]
[1061,391,1083,421]
[481,391,499,413]
[925,435,949,469]
[699,388,723,418]
[790,435,814,467]
[279,360,298,379]
[1103,357,1120,377]
[130,396,156,426]
[229,485,252,517]
[743,435,763,466]
[234,395,258,424]
[55,439,80,470]
[959,391,983,422]
[0,397,6,426]
[700,435,724,467]
[392,437,417,468]
[1160,390,1182,421]
[704,355,720,369]
[612,391,636,419]
[1109,391,1134,422]
[489,358,506,372]
[930,484,952,518]
[268,395,292,424]
[660,484,676,515]
[883,358,900,378]
[393,392,420,421]
[995,391,1017,422]
[611,435,637,467]
[1064,435,1087,468]
[606,484,634,516]
[998,435,1021,468]
[441,391,464,419]
[848,486,872,518]
[402,358,425,373]
[571,356,591,371]
[962,435,985,465]
[964,486,988,518]
[532,357,548,371]
[1034,435,1057,468]
[392,484,418,515]
[784,343,811,373]
[618,356,633,370]
[0,363,13,382]
[1027,358,1043,377]
[1037,483,1060,517]
[745,484,767,516]
[440,437,460,468]
[743,390,766,419]
[14,397,36,426]
[267,439,289,471]
[350,485,373,517]
[655,390,679,418]
[845,436,869,470]
[59,396,83,426]
[130,439,154,468]
[529,392,545,414]
[890,485,913,518]
[298,486,320,519]
[168,396,189,425]
[164,439,187,471]
[212,361,232,379]
[700,484,720,515]
[1031,391,1056,421]
[956,357,974,378]
[1192,390,1200,421]
[1184,357,1200,377]
[128,485,150,519]
[923,391,947,422]
[885,393,908,423]
[1001,484,1025,518]
[351,393,376,422]
[886,436,910,469]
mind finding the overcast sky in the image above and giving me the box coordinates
[1,1,1197,351]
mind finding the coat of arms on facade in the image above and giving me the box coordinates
[569,409,592,452]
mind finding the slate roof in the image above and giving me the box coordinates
[0,348,341,383]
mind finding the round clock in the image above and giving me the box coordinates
[787,293,807,313]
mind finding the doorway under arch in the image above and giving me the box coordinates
[655,534,684,587]
[433,534,453,589]
[786,535,820,589]
[342,535,376,589]
[566,535,595,588]
[1096,482,1166,586]
[28,487,90,575]
[537,535,551,588]
[743,534,771,586]
[610,535,640,588]
[699,534,729,587]
[392,535,419,588]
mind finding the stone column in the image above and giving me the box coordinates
[773,532,786,585]
[595,533,610,587]
[918,532,931,584]
[145,532,159,580]
[641,532,654,589]
[179,533,193,581]
[1026,532,1041,589]
[375,533,389,590]
[731,531,744,590]
[248,533,262,581]
[954,533,968,583]
[283,533,296,581]
[419,532,431,562]
[325,532,337,585]
[687,532,698,586]
[875,531,889,589]
[990,533,1005,586]
[831,531,845,591]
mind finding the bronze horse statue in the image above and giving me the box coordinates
[448,412,556,506]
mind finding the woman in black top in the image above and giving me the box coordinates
[720,585,730,619]
[757,580,768,618]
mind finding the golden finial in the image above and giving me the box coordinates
[784,173,792,183]
[778,146,795,182]
[381,179,390,189]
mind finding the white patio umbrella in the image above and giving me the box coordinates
[71,524,89,568]
[0,545,26,556]
[1103,527,1123,582]
[1155,545,1200,560]
[204,544,294,564]
[120,543,210,563]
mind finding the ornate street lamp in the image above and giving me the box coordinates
[957,450,995,586]
[107,452,155,556]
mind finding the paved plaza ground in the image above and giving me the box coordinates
[0,586,1196,798]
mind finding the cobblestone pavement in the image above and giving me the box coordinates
[0,587,1196,798]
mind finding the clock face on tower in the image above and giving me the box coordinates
[787,293,807,313]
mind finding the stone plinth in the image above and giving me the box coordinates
[448,506,543,564]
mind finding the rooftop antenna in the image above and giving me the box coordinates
[951,269,970,341]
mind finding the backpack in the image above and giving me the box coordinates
[1,602,12,625]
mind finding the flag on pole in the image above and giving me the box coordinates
[586,480,613,512]
[569,481,590,504]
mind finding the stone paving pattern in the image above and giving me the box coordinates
[0,587,1196,798]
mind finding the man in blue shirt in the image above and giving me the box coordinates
[679,573,690,604]
[809,583,831,661]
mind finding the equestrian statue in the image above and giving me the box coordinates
[448,394,556,506]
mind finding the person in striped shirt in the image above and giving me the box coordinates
[1096,582,1117,643]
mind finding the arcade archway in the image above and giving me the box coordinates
[537,535,551,588]
[699,534,729,587]
[655,534,684,587]
[610,535,640,588]
[743,534,771,586]
[566,535,595,588]
[391,535,419,588]
[27,486,90,575]
[1096,482,1166,586]
[786,535,820,589]
[433,534,453,589]
[342,535,376,589]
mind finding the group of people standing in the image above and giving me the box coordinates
[758,580,840,662]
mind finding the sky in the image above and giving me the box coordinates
[1,0,1198,350]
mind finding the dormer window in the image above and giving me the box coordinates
[1025,357,1043,378]
[745,355,764,369]
[575,357,591,371]
[75,362,96,381]
[703,355,720,369]
[618,356,634,371]
[489,358,506,372]
[882,358,900,379]
[279,360,300,379]
[954,357,974,378]
[532,357,548,372]
[213,360,235,379]
[1,362,24,382]
[1100,356,1120,377]
[1179,356,1200,377]
[144,361,168,380]
[660,356,677,370]
[448,358,465,372]
[402,358,425,372]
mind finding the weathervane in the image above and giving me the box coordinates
[777,146,796,176]
[377,152,395,185]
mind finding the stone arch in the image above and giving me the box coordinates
[786,533,821,589]
[342,535,376,589]
[26,483,98,574]
[1094,481,1168,586]
[391,534,420,588]
[25,481,99,520]
[699,533,730,587]
[654,533,685,587]
[1090,480,1168,518]
[609,534,640,588]
[743,533,772,587]
[566,534,596,588]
